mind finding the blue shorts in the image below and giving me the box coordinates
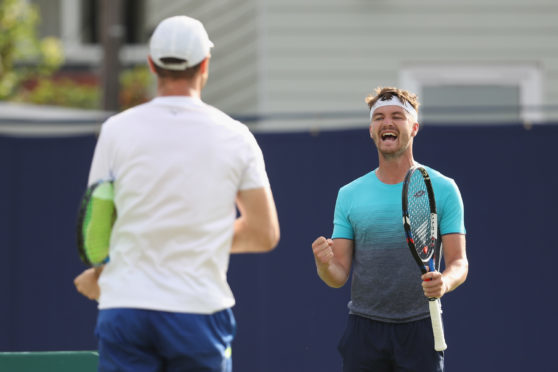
[338,314,444,372]
[95,308,236,372]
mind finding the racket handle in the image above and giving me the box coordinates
[429,299,447,351]
[428,260,435,273]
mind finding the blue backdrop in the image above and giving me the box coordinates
[1,123,557,371]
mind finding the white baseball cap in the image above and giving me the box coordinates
[149,16,214,71]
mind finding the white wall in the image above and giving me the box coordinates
[37,0,558,129]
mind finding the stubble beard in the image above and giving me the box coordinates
[374,136,411,160]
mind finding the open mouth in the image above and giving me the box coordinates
[381,131,398,142]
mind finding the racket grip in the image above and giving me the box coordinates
[429,299,447,351]
[428,260,435,273]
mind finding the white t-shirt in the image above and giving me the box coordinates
[88,96,269,314]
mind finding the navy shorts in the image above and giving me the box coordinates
[95,308,236,372]
[338,314,444,372]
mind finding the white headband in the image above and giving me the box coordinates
[369,96,418,121]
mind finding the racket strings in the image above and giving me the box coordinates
[407,172,434,261]
[78,181,115,266]
[83,197,115,263]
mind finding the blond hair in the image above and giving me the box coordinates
[365,87,420,113]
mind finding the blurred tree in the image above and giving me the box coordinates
[0,0,63,99]
[0,0,152,110]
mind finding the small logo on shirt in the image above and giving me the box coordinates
[414,190,426,198]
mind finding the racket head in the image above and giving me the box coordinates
[76,180,116,266]
[402,166,440,273]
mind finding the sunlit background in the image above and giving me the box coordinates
[1,1,557,371]
[2,0,557,131]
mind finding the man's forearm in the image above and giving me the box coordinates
[316,260,350,289]
[442,257,468,293]
[231,217,279,253]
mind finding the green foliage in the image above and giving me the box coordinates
[0,0,64,99]
[16,77,100,109]
[16,65,154,110]
[119,65,153,110]
[0,0,152,110]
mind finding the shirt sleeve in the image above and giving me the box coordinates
[238,130,270,190]
[439,179,466,235]
[332,187,354,240]
[87,121,114,186]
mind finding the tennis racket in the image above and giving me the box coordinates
[402,166,447,351]
[76,179,116,266]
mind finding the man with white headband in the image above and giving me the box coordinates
[311,87,468,371]
[73,15,280,372]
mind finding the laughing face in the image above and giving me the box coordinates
[369,105,419,159]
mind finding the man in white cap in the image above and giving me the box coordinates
[74,15,280,371]
[311,87,468,371]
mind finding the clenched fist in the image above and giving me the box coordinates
[312,236,335,266]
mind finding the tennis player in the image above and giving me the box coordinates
[311,87,468,371]
[74,15,280,372]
